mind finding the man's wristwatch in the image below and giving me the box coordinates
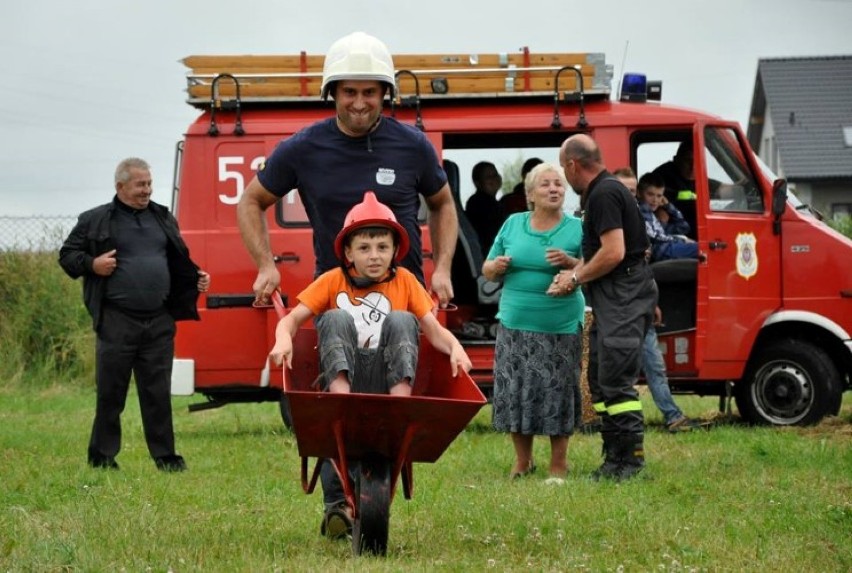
[571,273,580,287]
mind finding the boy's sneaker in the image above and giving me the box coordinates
[320,503,354,540]
[666,416,706,433]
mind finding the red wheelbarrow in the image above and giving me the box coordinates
[272,296,487,555]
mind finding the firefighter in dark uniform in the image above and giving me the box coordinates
[553,134,658,480]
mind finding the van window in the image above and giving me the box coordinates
[634,130,764,214]
[278,190,309,225]
[703,126,763,213]
[443,147,578,215]
[276,189,428,227]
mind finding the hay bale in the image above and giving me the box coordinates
[579,310,597,425]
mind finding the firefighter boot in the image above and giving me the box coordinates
[614,433,645,481]
[590,431,621,481]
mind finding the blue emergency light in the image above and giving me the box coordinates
[620,73,662,102]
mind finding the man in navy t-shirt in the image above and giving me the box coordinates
[236,31,459,541]
[238,33,457,307]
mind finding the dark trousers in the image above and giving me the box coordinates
[88,305,177,461]
[586,264,658,434]
[316,309,420,509]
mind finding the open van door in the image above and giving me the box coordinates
[697,123,781,378]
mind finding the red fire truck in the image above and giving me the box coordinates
[170,48,852,426]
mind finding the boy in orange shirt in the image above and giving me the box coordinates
[269,191,471,396]
[270,191,473,539]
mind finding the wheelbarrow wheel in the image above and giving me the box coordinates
[351,455,391,556]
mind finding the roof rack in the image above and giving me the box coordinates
[182,48,613,109]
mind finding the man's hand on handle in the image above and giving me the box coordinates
[430,267,454,308]
[253,266,281,305]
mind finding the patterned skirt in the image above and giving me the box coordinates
[491,324,581,436]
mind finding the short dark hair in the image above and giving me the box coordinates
[471,161,497,184]
[521,157,543,177]
[637,172,665,193]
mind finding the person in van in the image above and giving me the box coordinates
[652,141,697,238]
[268,192,472,537]
[465,161,503,255]
[637,172,698,262]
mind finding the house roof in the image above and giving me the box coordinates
[747,55,852,179]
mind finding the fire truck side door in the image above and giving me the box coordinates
[697,124,781,371]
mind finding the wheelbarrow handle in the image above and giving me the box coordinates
[271,290,286,318]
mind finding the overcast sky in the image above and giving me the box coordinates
[2,0,851,217]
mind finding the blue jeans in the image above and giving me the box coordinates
[653,240,699,261]
[642,327,684,425]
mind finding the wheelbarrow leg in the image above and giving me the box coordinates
[351,454,391,556]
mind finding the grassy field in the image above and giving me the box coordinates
[1,385,850,572]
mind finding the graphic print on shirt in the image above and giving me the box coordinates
[335,291,391,348]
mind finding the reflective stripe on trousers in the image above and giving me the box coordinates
[585,264,658,433]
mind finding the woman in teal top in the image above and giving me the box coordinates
[482,162,585,480]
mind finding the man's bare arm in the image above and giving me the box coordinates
[575,228,625,283]
[237,176,282,302]
[424,183,458,306]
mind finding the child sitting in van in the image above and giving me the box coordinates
[637,172,699,261]
[268,191,472,396]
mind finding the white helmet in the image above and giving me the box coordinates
[321,31,395,100]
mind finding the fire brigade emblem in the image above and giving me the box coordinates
[736,232,758,280]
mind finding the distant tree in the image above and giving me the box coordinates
[499,152,527,195]
[828,215,852,239]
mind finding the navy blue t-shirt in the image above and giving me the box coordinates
[582,171,649,274]
[257,116,447,282]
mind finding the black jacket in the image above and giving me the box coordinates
[59,197,201,331]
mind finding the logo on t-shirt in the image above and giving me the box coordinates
[376,168,396,186]
[335,291,391,348]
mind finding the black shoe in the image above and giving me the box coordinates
[155,454,187,472]
[88,456,119,470]
[320,503,353,540]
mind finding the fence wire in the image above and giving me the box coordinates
[0,216,77,252]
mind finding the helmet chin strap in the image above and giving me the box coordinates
[341,261,397,289]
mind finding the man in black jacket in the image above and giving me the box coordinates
[59,157,209,472]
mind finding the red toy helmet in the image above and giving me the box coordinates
[334,191,410,262]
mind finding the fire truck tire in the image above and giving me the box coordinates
[278,393,293,430]
[351,455,390,556]
[736,339,840,426]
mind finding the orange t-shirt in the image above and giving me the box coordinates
[298,267,435,349]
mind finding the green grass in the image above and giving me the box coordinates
[1,386,850,572]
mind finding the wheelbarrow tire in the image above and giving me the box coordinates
[352,455,391,556]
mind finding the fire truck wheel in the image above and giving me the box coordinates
[351,455,390,556]
[736,339,840,426]
[278,393,293,429]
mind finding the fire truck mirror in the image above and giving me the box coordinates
[771,179,788,217]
